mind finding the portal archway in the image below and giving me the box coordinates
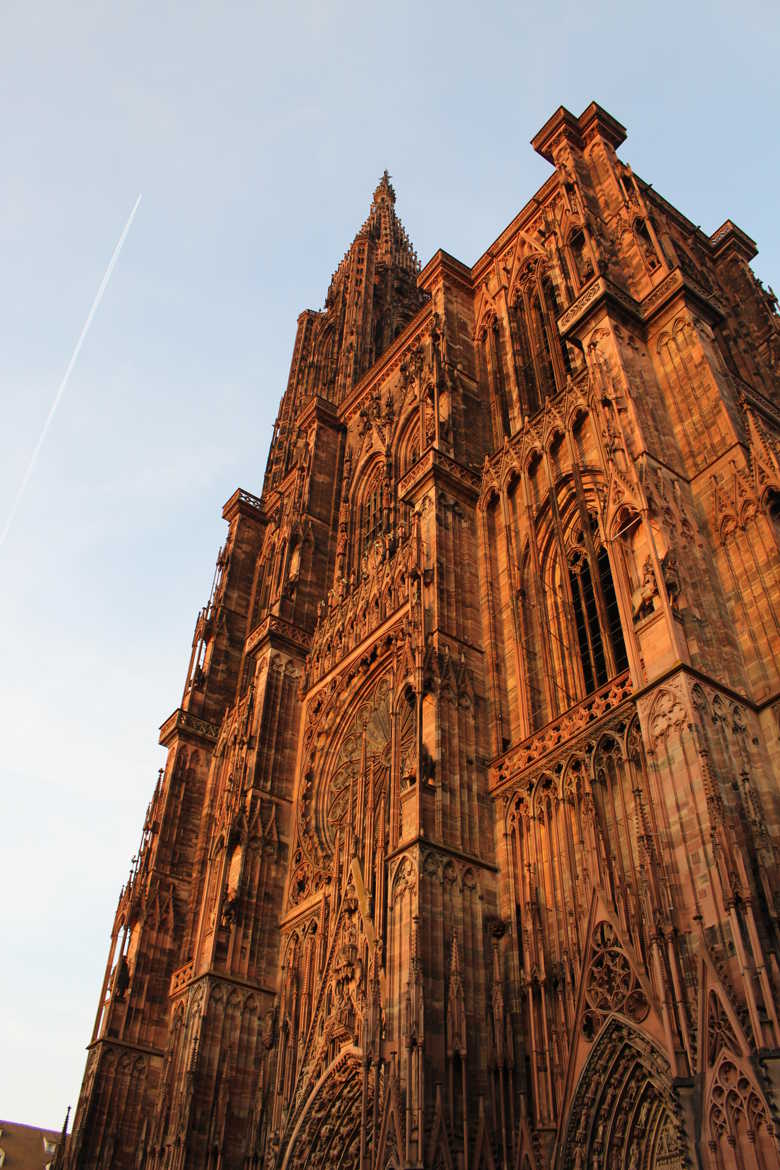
[559,1018,685,1170]
[280,1049,374,1170]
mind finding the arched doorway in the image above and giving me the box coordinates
[280,1050,374,1170]
[559,1018,686,1170]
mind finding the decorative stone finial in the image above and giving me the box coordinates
[373,169,395,205]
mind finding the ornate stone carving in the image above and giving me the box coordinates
[582,921,649,1040]
[631,555,658,622]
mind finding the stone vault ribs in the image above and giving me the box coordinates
[65,103,780,1170]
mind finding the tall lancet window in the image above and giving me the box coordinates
[567,519,628,695]
[512,303,539,417]
[478,315,513,444]
[357,466,384,568]
[530,291,557,403]
[511,264,575,420]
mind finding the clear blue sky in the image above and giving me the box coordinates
[1,0,777,1129]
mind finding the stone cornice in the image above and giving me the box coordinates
[222,487,266,524]
[418,248,472,295]
[386,837,498,873]
[295,393,344,432]
[169,961,276,1000]
[158,707,220,748]
[628,660,768,714]
[489,672,633,793]
[645,267,726,324]
[244,613,312,659]
[709,219,758,262]
[531,104,583,162]
[557,267,727,338]
[532,101,627,164]
[577,101,628,151]
[86,1036,164,1058]
[398,446,481,503]
[639,268,685,319]
[556,275,643,335]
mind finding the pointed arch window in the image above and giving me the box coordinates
[542,275,572,378]
[633,217,660,271]
[398,418,420,479]
[569,548,604,692]
[567,522,628,695]
[357,468,384,566]
[489,317,512,437]
[568,228,594,286]
[478,314,513,444]
[510,267,575,422]
[530,291,557,403]
[512,303,539,417]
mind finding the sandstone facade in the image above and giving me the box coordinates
[65,103,780,1170]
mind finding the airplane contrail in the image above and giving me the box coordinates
[0,193,143,549]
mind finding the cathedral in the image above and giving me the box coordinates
[65,102,780,1170]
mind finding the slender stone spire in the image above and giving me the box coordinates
[264,174,426,491]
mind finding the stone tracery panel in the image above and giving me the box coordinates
[707,1054,778,1170]
[501,708,664,1133]
[322,678,413,850]
[582,921,650,1041]
[295,672,415,880]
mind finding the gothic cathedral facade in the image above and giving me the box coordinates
[65,104,780,1170]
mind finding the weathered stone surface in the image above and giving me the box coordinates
[65,103,780,1170]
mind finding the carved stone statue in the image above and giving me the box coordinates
[661,548,682,612]
[631,555,658,621]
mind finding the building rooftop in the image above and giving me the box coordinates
[0,1119,65,1169]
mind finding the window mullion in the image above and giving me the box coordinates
[576,565,602,688]
[589,545,618,677]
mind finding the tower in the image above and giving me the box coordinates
[66,103,780,1170]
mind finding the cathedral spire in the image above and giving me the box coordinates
[337,167,419,282]
[264,170,427,490]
